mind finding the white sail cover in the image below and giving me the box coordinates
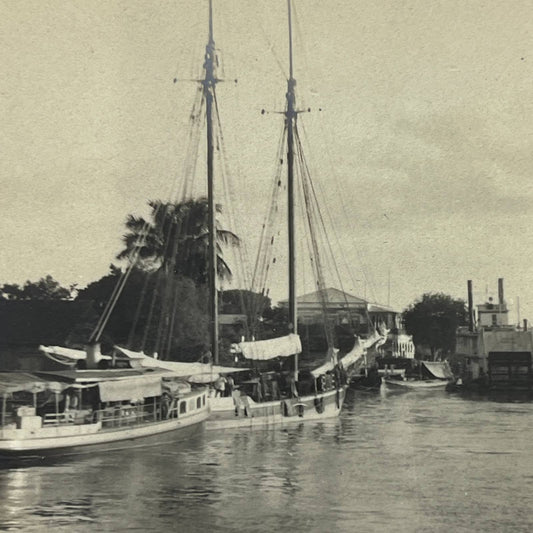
[310,347,339,377]
[339,330,383,370]
[237,334,302,361]
[39,345,112,365]
[113,346,248,382]
[39,345,87,361]
[310,329,388,377]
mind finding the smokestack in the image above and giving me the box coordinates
[498,278,505,305]
[86,343,102,369]
[467,280,474,332]
[524,319,528,332]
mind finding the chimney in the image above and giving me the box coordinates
[467,280,474,332]
[524,319,528,332]
[86,343,102,369]
[498,278,505,305]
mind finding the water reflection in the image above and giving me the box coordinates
[1,391,533,531]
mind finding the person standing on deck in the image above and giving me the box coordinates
[226,375,235,396]
[214,375,227,397]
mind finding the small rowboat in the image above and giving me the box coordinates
[382,377,450,390]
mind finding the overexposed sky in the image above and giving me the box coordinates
[1,0,532,320]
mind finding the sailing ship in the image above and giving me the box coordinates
[194,0,389,429]
[98,0,351,429]
[18,0,387,436]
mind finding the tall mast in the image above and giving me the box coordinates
[204,0,219,363]
[286,0,297,374]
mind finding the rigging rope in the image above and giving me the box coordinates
[294,124,335,349]
[249,121,287,335]
[213,91,253,339]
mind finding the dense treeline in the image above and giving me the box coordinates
[403,293,468,358]
[1,201,470,360]
[0,199,286,363]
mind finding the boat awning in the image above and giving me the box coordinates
[422,361,453,380]
[98,376,162,402]
[0,372,67,395]
[237,334,302,361]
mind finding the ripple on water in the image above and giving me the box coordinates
[1,392,533,532]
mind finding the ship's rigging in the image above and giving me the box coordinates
[89,0,378,368]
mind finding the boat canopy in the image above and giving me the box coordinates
[0,372,67,396]
[422,361,454,380]
[98,375,163,402]
[237,334,302,361]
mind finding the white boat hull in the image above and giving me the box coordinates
[206,387,345,430]
[382,378,450,390]
[0,407,208,458]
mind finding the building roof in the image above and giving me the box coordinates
[0,300,99,346]
[368,303,397,313]
[218,314,247,325]
[279,287,399,313]
[280,287,368,306]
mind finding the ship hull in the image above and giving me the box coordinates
[206,387,345,430]
[0,410,207,460]
[382,378,449,390]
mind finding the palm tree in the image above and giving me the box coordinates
[117,198,239,285]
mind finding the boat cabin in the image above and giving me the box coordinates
[0,369,208,439]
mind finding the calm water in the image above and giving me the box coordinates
[1,388,533,533]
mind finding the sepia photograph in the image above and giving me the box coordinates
[0,1,532,531]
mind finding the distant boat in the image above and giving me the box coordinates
[452,279,533,392]
[381,361,454,391]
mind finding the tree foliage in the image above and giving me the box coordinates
[0,275,72,301]
[403,293,467,358]
[117,198,240,285]
[260,306,290,340]
[77,266,209,361]
[220,289,271,315]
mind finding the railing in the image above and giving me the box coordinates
[43,412,75,426]
[29,391,206,430]
[94,398,190,429]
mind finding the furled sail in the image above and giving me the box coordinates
[309,347,339,377]
[39,345,112,366]
[236,334,302,361]
[39,345,87,361]
[310,329,388,378]
[339,330,383,370]
[113,346,248,382]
